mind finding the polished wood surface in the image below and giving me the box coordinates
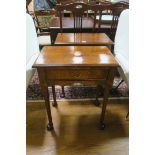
[27,99,129,155]
[33,46,119,130]
[55,33,113,46]
[33,46,118,67]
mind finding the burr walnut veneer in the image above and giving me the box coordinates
[55,33,113,49]
[33,46,119,130]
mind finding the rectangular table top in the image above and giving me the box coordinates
[33,46,119,68]
[55,33,114,45]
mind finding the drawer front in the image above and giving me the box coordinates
[45,69,109,80]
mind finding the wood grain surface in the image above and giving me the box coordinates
[33,46,118,67]
[26,99,129,155]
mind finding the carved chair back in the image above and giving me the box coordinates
[34,10,55,32]
[90,1,113,29]
[110,1,129,40]
[56,2,91,32]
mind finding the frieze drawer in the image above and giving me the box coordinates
[45,69,109,80]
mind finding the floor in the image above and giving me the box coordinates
[26,99,129,155]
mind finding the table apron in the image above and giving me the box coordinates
[44,68,109,80]
[37,68,117,87]
[46,79,106,86]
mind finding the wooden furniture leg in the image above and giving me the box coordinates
[50,29,58,45]
[100,82,110,130]
[52,85,57,107]
[95,85,101,106]
[50,29,54,44]
[100,69,115,130]
[42,86,54,131]
[37,69,54,130]
[60,85,65,98]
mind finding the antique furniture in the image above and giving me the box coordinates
[54,2,114,99]
[54,32,113,98]
[34,10,56,48]
[49,1,129,43]
[49,2,112,44]
[55,33,113,48]
[110,1,129,40]
[54,2,113,47]
[34,10,55,32]
[92,1,113,28]
[33,46,119,130]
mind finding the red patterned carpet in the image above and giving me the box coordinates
[26,71,129,101]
